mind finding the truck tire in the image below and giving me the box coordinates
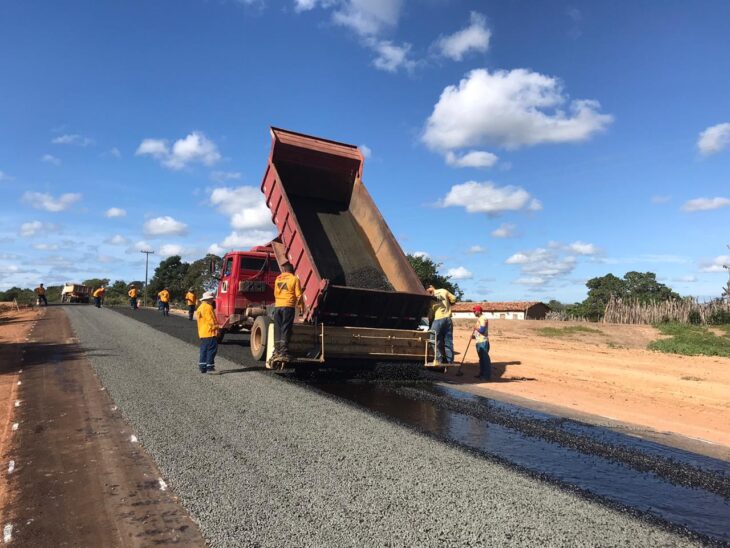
[250,316,272,361]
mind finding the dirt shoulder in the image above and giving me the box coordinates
[1,306,205,546]
[444,319,730,450]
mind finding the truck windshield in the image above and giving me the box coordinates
[241,257,266,272]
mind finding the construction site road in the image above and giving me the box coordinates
[60,305,712,547]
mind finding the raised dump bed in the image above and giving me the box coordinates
[261,127,432,330]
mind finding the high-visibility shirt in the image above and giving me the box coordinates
[474,316,489,344]
[158,290,170,303]
[185,292,197,306]
[196,301,218,338]
[432,288,456,320]
[35,286,45,296]
[274,272,302,308]
[128,288,138,298]
[93,288,105,298]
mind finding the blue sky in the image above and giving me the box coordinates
[1,0,729,302]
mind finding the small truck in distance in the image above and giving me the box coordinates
[61,283,91,303]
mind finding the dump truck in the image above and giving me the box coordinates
[60,283,91,303]
[214,127,434,369]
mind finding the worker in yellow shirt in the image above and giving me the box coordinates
[272,263,303,362]
[185,288,197,321]
[158,287,171,317]
[472,305,491,381]
[427,284,457,365]
[196,291,219,373]
[93,286,106,308]
[35,283,47,306]
[128,285,139,310]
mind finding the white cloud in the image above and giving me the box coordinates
[105,234,128,245]
[447,266,473,280]
[158,244,184,258]
[467,245,486,254]
[491,223,517,238]
[359,145,372,158]
[438,181,542,215]
[128,240,154,254]
[105,207,127,218]
[219,229,277,249]
[22,191,81,212]
[19,221,58,237]
[0,170,12,181]
[700,255,730,273]
[52,133,94,147]
[136,132,221,170]
[681,197,730,212]
[567,241,599,255]
[209,186,273,230]
[369,39,415,73]
[651,195,671,204]
[32,243,59,251]
[697,123,730,156]
[108,147,121,158]
[674,275,698,283]
[411,251,430,259]
[514,276,547,286]
[143,216,187,237]
[444,150,498,168]
[210,171,242,182]
[422,68,613,153]
[41,154,61,166]
[208,243,226,256]
[332,0,403,37]
[435,12,490,61]
[294,0,318,11]
[506,247,578,286]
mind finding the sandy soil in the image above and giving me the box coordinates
[444,319,730,448]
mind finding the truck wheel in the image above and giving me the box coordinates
[250,316,272,361]
[216,329,226,343]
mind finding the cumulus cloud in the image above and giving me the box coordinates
[369,39,415,73]
[127,240,154,254]
[210,171,242,183]
[422,68,613,154]
[359,145,372,158]
[294,0,318,11]
[700,255,730,273]
[0,170,12,181]
[411,251,430,259]
[447,266,473,280]
[434,12,490,61]
[158,244,185,258]
[105,234,129,245]
[52,133,94,147]
[214,229,278,251]
[22,191,81,212]
[32,243,59,251]
[505,246,579,287]
[697,123,730,156]
[491,223,517,238]
[467,245,486,254]
[19,221,58,237]
[105,207,127,218]
[41,154,61,166]
[136,132,221,170]
[438,181,541,215]
[445,150,498,168]
[567,241,599,255]
[209,186,273,230]
[143,216,187,237]
[681,197,730,212]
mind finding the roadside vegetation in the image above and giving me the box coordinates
[648,323,730,358]
[535,325,602,338]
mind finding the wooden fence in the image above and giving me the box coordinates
[602,297,730,325]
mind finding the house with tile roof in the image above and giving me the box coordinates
[451,301,550,320]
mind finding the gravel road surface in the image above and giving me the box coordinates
[64,306,697,547]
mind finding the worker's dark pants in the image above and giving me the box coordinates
[188,305,195,321]
[273,306,295,356]
[38,295,47,306]
[130,298,137,310]
[161,302,169,316]
[198,337,218,372]
[476,341,492,380]
[94,297,102,308]
[432,317,454,364]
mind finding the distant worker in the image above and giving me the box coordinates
[93,286,106,308]
[272,263,303,362]
[196,291,219,374]
[185,288,197,321]
[472,305,491,381]
[128,285,139,310]
[34,283,48,306]
[427,284,457,365]
[158,287,171,317]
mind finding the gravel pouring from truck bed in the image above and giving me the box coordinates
[63,306,695,547]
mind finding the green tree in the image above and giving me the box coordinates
[181,254,221,297]
[104,280,129,305]
[0,287,35,305]
[82,278,110,289]
[407,254,463,300]
[148,256,190,301]
[547,299,565,312]
[623,271,680,303]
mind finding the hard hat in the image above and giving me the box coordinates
[201,291,216,301]
[472,305,483,314]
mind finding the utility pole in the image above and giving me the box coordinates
[140,250,155,307]
[724,244,730,303]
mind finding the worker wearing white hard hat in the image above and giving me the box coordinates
[196,291,219,374]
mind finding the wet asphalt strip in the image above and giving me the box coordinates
[93,306,728,544]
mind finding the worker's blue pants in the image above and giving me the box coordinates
[188,305,195,321]
[94,297,101,308]
[129,298,137,310]
[476,341,492,380]
[161,302,169,316]
[198,337,218,371]
[432,317,454,364]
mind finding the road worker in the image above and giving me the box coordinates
[427,284,457,365]
[93,286,105,308]
[196,291,219,373]
[472,305,491,381]
[128,285,139,310]
[185,288,197,321]
[158,287,171,317]
[34,283,48,306]
[272,263,303,362]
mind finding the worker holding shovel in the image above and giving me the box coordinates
[472,305,491,381]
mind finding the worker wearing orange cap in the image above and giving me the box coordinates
[472,305,491,381]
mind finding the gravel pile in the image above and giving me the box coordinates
[64,306,696,547]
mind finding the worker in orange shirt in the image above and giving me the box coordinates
[34,283,48,306]
[185,288,197,321]
[196,291,219,373]
[158,287,170,317]
[93,286,105,308]
[272,263,303,362]
[128,285,139,310]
